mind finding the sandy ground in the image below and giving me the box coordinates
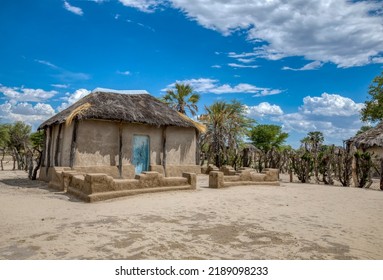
[0,169,382,260]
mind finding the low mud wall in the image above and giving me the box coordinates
[150,165,201,177]
[40,165,136,183]
[43,166,196,202]
[209,168,280,188]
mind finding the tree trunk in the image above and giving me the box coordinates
[69,119,79,169]
[243,148,249,167]
[118,123,123,178]
[13,148,21,170]
[162,126,167,176]
[12,154,16,170]
[31,151,42,180]
[54,123,63,166]
[0,149,4,171]
[380,158,383,191]
[195,130,200,166]
[46,126,53,172]
[27,153,33,179]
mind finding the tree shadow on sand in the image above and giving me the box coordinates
[0,177,82,202]
[0,178,49,189]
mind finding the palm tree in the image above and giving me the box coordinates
[200,101,253,168]
[162,83,200,116]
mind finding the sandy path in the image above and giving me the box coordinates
[0,170,382,260]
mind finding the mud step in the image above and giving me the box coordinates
[81,185,195,202]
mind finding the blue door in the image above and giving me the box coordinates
[132,135,149,175]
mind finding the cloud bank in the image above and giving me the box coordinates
[163,78,282,96]
[169,0,383,68]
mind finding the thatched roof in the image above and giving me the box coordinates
[348,122,383,149]
[38,90,199,130]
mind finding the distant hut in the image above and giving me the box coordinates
[348,122,383,154]
[347,122,383,190]
[38,88,203,182]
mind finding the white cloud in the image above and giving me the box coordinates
[0,101,55,130]
[10,102,55,116]
[35,59,59,69]
[237,58,255,64]
[227,54,257,66]
[211,65,221,68]
[163,78,218,93]
[35,59,90,82]
[253,89,283,97]
[170,0,383,67]
[278,93,364,144]
[228,52,255,59]
[228,63,259,69]
[163,78,282,96]
[0,85,57,102]
[118,0,164,13]
[51,84,69,89]
[58,88,91,111]
[282,61,324,71]
[301,93,364,117]
[245,102,284,118]
[117,70,131,76]
[63,1,83,16]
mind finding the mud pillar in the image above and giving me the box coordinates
[209,171,224,188]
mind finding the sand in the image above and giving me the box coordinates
[0,169,382,260]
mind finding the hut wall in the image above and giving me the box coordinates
[121,123,163,165]
[61,122,74,166]
[166,126,196,165]
[40,120,199,181]
[44,125,59,168]
[42,127,49,168]
[74,120,164,167]
[50,124,60,166]
[75,120,119,166]
[365,146,383,158]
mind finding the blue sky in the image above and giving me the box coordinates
[1,0,383,147]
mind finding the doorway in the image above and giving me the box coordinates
[132,135,149,175]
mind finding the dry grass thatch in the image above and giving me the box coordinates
[177,112,207,133]
[65,103,91,126]
[348,122,383,149]
[39,91,198,130]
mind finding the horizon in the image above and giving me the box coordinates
[1,0,383,148]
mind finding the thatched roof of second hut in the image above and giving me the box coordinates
[348,122,383,149]
[39,90,198,130]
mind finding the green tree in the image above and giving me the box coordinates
[361,71,383,122]
[0,124,11,170]
[0,124,10,146]
[162,83,200,116]
[8,121,31,170]
[250,124,288,153]
[249,124,288,169]
[301,131,324,151]
[30,130,44,150]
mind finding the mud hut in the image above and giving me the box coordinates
[348,122,383,154]
[347,122,383,190]
[38,88,203,183]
